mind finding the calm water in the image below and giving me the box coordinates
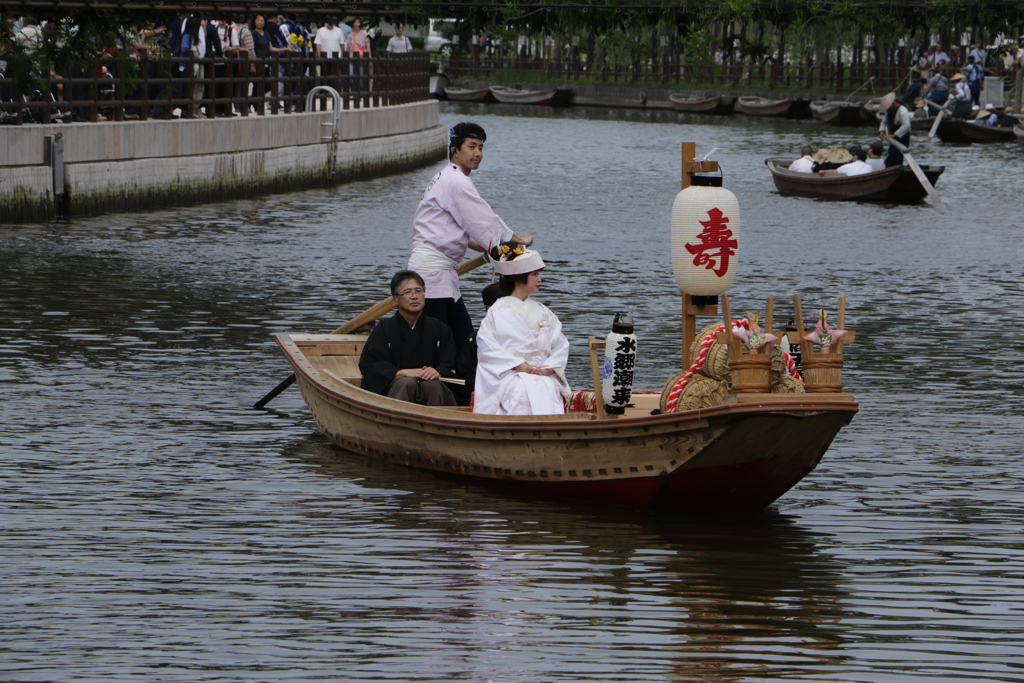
[2,103,1024,682]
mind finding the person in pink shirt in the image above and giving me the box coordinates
[408,122,534,349]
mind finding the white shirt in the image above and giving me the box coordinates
[387,35,412,53]
[838,160,873,177]
[879,104,912,138]
[409,163,513,301]
[789,155,815,173]
[217,22,239,49]
[314,26,344,56]
[866,157,886,172]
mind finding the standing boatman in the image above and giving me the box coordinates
[407,122,534,350]
[878,92,912,168]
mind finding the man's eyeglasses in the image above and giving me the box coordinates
[396,287,425,297]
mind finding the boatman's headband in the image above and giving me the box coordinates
[449,126,485,144]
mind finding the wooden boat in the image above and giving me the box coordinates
[275,332,857,510]
[489,85,572,106]
[270,142,858,511]
[442,86,493,102]
[936,117,1018,143]
[1016,124,1024,149]
[765,157,944,203]
[668,93,735,114]
[736,96,794,117]
[810,100,873,126]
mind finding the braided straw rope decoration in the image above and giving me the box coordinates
[662,319,803,413]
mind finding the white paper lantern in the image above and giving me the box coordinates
[601,314,636,415]
[671,176,740,296]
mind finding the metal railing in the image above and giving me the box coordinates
[0,52,430,125]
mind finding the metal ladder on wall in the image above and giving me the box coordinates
[306,86,341,180]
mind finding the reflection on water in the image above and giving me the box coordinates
[1,102,1023,681]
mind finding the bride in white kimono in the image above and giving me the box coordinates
[474,249,570,415]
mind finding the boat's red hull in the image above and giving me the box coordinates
[476,458,814,510]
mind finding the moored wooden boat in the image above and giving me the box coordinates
[936,118,1018,143]
[811,100,873,126]
[1016,124,1024,149]
[669,93,735,114]
[489,85,573,105]
[736,96,794,117]
[443,86,493,102]
[276,332,857,510]
[765,157,944,202]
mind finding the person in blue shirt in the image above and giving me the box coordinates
[964,55,984,106]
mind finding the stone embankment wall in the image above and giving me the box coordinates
[0,100,446,222]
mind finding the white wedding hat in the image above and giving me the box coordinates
[492,248,546,275]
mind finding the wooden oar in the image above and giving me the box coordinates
[886,138,942,208]
[927,101,954,140]
[253,253,489,408]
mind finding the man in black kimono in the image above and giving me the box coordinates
[358,271,458,406]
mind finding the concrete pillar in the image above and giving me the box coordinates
[43,132,65,217]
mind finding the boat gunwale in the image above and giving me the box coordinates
[766,157,901,184]
[955,118,1018,142]
[277,333,859,433]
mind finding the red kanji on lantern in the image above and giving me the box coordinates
[684,208,737,278]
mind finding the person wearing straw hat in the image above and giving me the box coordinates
[408,122,534,352]
[948,73,973,120]
[473,248,569,416]
[878,92,912,168]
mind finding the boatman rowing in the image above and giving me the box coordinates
[408,122,534,350]
[878,92,912,168]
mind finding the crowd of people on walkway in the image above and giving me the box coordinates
[909,38,1023,117]
[2,13,419,121]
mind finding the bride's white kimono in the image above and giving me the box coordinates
[473,296,570,415]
